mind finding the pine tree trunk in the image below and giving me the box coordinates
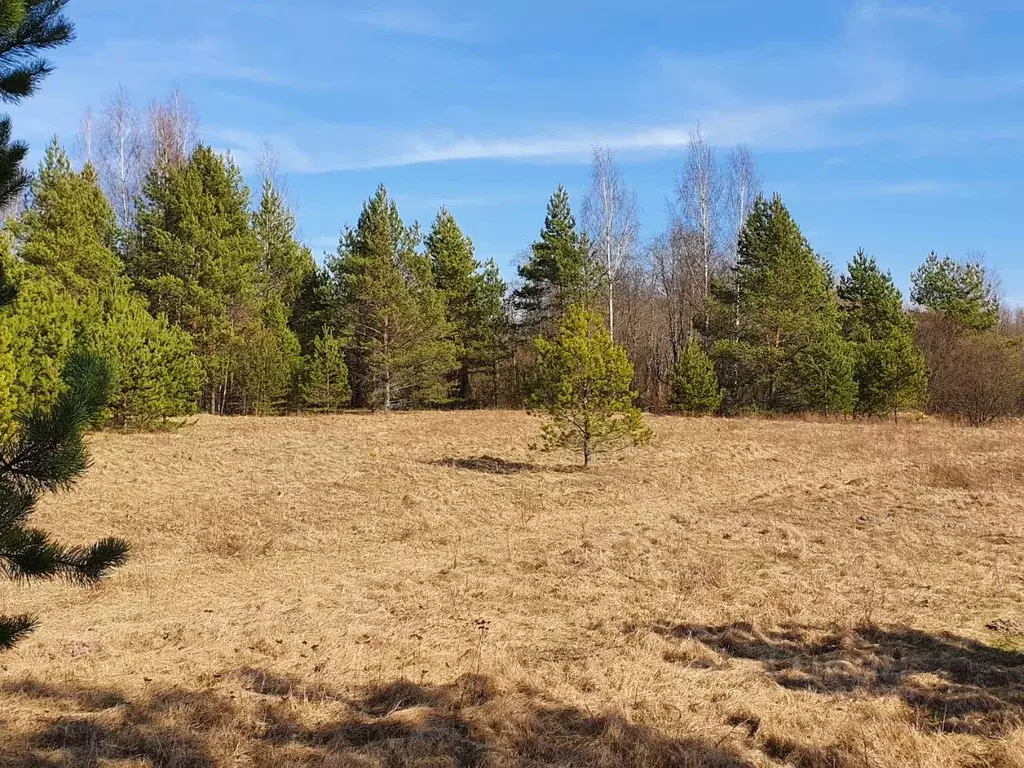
[492,360,499,408]
[459,363,471,404]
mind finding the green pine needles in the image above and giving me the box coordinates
[0,353,129,649]
[668,341,723,415]
[299,327,351,412]
[529,305,651,467]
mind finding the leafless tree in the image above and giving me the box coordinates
[75,106,95,167]
[256,141,280,187]
[724,145,761,334]
[96,86,144,229]
[650,226,704,362]
[726,145,761,262]
[581,146,639,341]
[148,88,199,170]
[675,126,724,331]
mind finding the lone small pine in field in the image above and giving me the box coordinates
[529,305,651,466]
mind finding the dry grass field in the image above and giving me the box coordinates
[1,411,1023,767]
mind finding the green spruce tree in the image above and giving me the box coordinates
[8,142,200,427]
[529,305,651,467]
[668,341,723,415]
[290,264,335,356]
[331,185,457,410]
[0,249,79,422]
[230,313,299,415]
[79,282,201,428]
[246,181,307,415]
[514,186,597,331]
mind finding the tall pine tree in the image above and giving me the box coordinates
[426,207,508,403]
[719,194,856,414]
[839,250,926,419]
[331,185,456,410]
[910,252,999,332]
[13,139,121,295]
[129,145,263,412]
[8,139,200,427]
[514,185,597,331]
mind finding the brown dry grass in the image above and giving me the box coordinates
[2,412,1024,767]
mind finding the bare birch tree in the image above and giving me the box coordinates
[96,86,144,229]
[675,127,723,332]
[75,106,94,166]
[581,146,639,341]
[725,145,762,335]
[651,225,705,362]
[148,88,199,170]
[726,145,762,262]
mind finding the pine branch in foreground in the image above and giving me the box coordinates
[0,353,130,648]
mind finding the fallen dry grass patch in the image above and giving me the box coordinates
[0,412,1022,766]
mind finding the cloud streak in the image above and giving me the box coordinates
[352,8,477,41]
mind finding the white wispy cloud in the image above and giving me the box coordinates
[851,1,964,29]
[352,8,477,41]
[209,89,901,174]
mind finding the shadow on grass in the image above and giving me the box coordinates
[655,621,1024,736]
[1,671,753,767]
[429,455,583,475]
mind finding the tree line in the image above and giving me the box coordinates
[0,90,1018,428]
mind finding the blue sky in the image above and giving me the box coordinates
[9,0,1024,301]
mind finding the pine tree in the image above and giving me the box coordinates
[0,353,130,649]
[0,247,80,422]
[910,251,999,332]
[0,1,74,210]
[331,185,457,410]
[7,140,200,428]
[253,176,314,310]
[290,264,335,356]
[514,186,597,330]
[79,281,201,429]
[12,139,121,294]
[839,250,927,419]
[231,314,299,415]
[529,305,651,467]
[426,207,509,402]
[128,145,263,411]
[854,335,927,422]
[299,327,350,412]
[0,2,128,651]
[668,341,723,415]
[791,331,857,416]
[839,249,907,342]
[721,194,856,414]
